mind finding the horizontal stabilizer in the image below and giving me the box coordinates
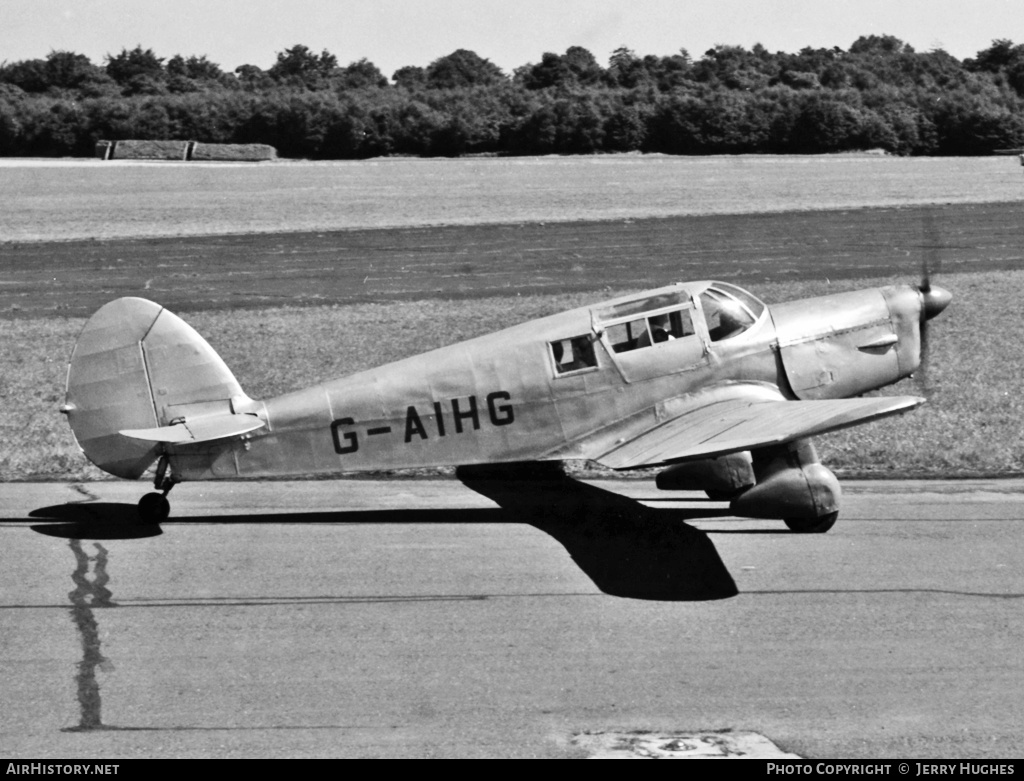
[121,414,265,444]
[595,394,924,470]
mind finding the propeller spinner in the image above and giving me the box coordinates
[919,278,952,320]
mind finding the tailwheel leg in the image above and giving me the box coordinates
[138,456,175,524]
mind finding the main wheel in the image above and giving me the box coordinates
[783,511,838,534]
[138,492,170,524]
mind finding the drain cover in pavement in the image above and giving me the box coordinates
[572,730,801,759]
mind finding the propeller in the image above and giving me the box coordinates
[915,212,952,394]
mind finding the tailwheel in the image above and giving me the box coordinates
[138,492,170,525]
[783,512,838,534]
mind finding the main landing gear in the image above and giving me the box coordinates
[783,511,839,534]
[138,456,175,525]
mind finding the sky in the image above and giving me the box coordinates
[3,0,1023,78]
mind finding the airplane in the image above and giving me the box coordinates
[60,274,951,532]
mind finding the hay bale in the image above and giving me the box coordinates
[189,143,277,162]
[112,140,190,160]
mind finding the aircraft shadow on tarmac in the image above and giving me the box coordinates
[25,470,738,601]
[455,465,738,601]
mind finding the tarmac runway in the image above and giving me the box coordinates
[2,477,1022,758]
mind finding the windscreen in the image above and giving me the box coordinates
[700,284,765,341]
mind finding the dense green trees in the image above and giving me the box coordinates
[2,37,1023,158]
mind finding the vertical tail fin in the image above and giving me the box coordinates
[63,298,252,479]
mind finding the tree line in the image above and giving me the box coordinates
[2,35,1024,158]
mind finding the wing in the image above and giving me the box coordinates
[120,413,265,444]
[592,388,923,470]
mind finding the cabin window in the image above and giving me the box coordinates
[607,308,696,353]
[700,287,759,341]
[606,318,648,353]
[550,335,598,374]
[655,309,697,340]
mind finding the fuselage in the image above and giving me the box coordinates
[167,280,924,481]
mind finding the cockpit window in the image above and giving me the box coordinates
[550,334,599,374]
[606,308,696,353]
[653,309,697,341]
[700,285,763,342]
[607,318,649,353]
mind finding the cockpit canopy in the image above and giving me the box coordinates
[550,282,767,376]
[592,282,766,351]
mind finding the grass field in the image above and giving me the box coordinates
[2,154,1023,242]
[1,156,1022,481]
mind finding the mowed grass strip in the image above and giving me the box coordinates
[2,155,1023,243]
[1,271,1020,481]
